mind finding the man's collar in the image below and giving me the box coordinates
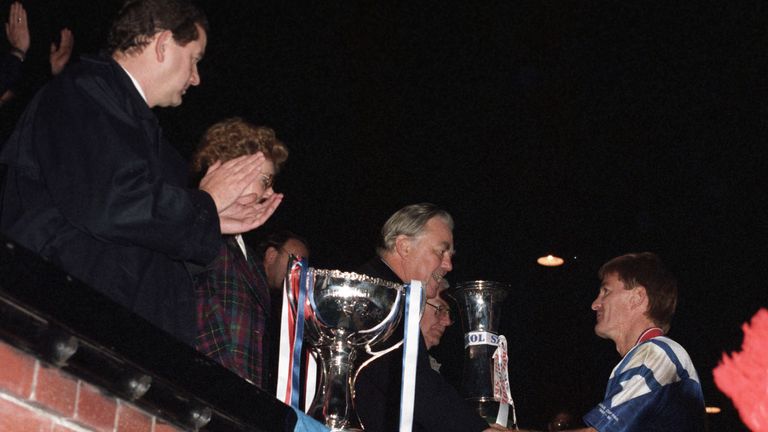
[115,62,148,104]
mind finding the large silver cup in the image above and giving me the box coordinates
[301,269,404,431]
[451,280,510,426]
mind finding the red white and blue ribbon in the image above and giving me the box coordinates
[492,335,516,427]
[399,280,423,432]
[277,259,309,408]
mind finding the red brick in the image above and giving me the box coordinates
[0,397,54,432]
[33,365,78,417]
[155,420,185,432]
[75,383,117,431]
[116,402,152,432]
[0,342,36,399]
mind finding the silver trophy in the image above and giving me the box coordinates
[451,280,511,426]
[299,269,404,431]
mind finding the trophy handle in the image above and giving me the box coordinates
[353,339,404,388]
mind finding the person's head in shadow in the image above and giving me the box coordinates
[547,410,575,431]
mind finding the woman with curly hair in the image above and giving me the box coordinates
[191,117,287,388]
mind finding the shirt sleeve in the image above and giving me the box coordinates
[1,52,23,94]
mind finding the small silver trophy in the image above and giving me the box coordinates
[301,269,405,431]
[452,280,514,427]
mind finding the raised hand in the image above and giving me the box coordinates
[199,153,266,214]
[50,28,74,76]
[5,2,30,59]
[218,193,283,234]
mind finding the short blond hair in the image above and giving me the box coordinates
[192,118,288,173]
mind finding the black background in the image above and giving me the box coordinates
[3,0,767,429]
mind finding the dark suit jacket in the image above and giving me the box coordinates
[0,52,23,95]
[354,258,488,432]
[0,55,220,345]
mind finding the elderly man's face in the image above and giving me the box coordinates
[421,290,452,349]
[401,217,454,299]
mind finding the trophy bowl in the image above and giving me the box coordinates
[302,269,404,431]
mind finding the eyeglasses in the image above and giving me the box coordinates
[259,173,275,189]
[426,301,452,322]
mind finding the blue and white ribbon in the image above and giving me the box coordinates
[276,259,309,409]
[399,280,423,432]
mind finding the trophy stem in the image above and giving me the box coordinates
[312,334,363,431]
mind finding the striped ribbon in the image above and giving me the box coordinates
[276,259,309,408]
[492,335,516,427]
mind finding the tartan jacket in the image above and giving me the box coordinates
[194,236,271,388]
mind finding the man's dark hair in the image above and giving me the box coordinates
[599,252,678,332]
[107,0,208,54]
[256,230,309,259]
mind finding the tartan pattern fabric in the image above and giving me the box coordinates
[194,236,271,388]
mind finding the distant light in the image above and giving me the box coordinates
[537,254,564,267]
[705,406,721,414]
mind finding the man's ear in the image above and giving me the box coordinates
[263,246,279,266]
[154,30,173,62]
[632,285,648,310]
[394,235,411,258]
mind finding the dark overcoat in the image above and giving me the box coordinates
[353,257,489,432]
[0,55,220,344]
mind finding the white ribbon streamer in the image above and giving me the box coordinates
[276,279,293,403]
[304,353,317,412]
[399,280,422,432]
[492,335,516,428]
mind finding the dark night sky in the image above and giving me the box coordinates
[3,0,768,429]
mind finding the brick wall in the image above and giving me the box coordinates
[0,342,186,432]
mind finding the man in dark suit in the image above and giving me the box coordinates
[0,0,274,345]
[354,203,508,432]
[254,230,310,392]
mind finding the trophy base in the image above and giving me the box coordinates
[469,400,514,428]
[314,412,364,432]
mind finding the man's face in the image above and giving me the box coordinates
[591,272,636,342]
[421,291,452,349]
[264,238,309,291]
[400,217,454,299]
[155,25,206,107]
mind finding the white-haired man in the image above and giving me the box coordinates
[354,203,508,432]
